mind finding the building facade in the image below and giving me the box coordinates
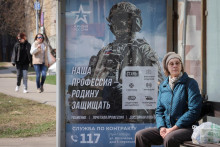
[25,0,56,49]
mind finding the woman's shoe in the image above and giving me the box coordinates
[15,86,19,92]
[37,88,41,93]
[23,89,28,93]
[40,86,44,92]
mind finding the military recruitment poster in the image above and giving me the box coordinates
[65,0,167,146]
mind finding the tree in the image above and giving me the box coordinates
[0,0,56,61]
[0,0,25,36]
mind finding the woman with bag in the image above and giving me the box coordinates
[30,33,51,93]
[11,33,32,93]
[135,52,203,147]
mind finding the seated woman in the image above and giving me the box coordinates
[135,52,202,147]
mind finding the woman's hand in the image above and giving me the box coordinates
[160,125,179,139]
[37,44,42,53]
[160,127,166,138]
[37,44,41,48]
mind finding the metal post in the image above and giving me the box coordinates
[36,0,39,33]
[56,0,65,146]
[182,0,187,65]
[56,0,61,146]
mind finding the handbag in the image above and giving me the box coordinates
[185,78,212,121]
[47,48,56,67]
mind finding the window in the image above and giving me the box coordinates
[206,0,220,102]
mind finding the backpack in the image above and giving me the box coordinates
[185,77,212,121]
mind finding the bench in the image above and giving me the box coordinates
[181,101,220,147]
[181,141,220,147]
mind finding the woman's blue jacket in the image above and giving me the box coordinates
[156,72,202,129]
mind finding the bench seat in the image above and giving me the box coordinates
[181,141,220,147]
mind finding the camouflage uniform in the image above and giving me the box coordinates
[87,39,163,83]
[86,38,163,120]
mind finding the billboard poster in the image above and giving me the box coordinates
[65,0,167,146]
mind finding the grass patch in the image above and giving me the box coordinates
[0,62,7,66]
[0,62,8,70]
[29,66,35,72]
[0,67,8,70]
[29,75,56,85]
[10,67,35,74]
[0,93,56,138]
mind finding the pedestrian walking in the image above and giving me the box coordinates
[11,33,32,93]
[30,33,49,93]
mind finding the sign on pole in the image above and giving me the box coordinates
[34,1,40,10]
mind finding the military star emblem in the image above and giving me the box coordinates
[69,4,91,24]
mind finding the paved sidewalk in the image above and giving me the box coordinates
[0,136,56,147]
[0,64,56,106]
[0,63,56,147]
[0,78,56,106]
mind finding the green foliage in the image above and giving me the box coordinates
[0,62,8,69]
[0,62,6,66]
[29,75,56,85]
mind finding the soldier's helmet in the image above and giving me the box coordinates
[106,2,142,34]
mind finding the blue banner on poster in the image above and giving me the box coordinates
[65,0,167,146]
[66,123,163,147]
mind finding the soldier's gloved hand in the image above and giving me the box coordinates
[111,82,122,95]
[105,53,121,68]
[12,63,15,66]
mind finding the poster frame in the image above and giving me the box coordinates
[56,0,174,146]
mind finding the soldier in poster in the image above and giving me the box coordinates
[68,2,163,123]
[87,2,162,115]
